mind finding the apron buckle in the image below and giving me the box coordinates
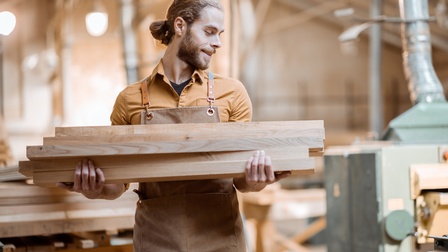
[207,107,215,116]
[146,111,154,120]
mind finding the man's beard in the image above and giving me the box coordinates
[177,30,212,70]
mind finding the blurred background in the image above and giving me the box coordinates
[2,0,447,162]
[1,0,448,251]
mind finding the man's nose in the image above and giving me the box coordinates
[211,35,222,49]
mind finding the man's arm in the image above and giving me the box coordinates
[57,159,126,200]
[233,150,291,193]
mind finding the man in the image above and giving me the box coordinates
[58,0,291,251]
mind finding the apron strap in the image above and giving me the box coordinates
[141,72,216,119]
[207,72,216,116]
[141,79,154,120]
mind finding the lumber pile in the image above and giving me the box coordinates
[0,116,13,168]
[0,182,138,238]
[19,121,325,186]
[0,165,28,182]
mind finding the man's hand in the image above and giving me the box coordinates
[56,159,105,199]
[234,150,291,192]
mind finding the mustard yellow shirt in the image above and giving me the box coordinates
[110,60,252,125]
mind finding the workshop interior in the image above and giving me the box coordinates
[1,0,448,251]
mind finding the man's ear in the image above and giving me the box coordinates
[174,17,186,36]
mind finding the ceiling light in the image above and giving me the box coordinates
[85,1,108,37]
[0,11,16,36]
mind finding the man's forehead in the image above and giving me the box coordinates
[196,6,224,30]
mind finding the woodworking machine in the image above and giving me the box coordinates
[324,0,448,251]
[324,143,448,252]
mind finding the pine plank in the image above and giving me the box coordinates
[0,166,28,182]
[28,137,323,160]
[410,163,448,199]
[31,158,315,186]
[0,182,137,205]
[54,120,324,137]
[0,210,135,238]
[21,147,309,172]
[44,128,324,145]
[20,147,310,179]
[0,199,136,215]
[21,121,324,186]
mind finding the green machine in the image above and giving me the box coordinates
[324,0,448,251]
[325,143,448,252]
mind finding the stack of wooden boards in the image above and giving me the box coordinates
[0,182,138,239]
[0,165,27,182]
[19,120,325,186]
[0,116,13,168]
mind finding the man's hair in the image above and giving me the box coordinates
[149,0,223,45]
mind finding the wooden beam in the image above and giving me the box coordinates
[0,182,137,205]
[28,137,323,160]
[263,0,347,36]
[0,199,136,215]
[22,147,308,171]
[239,0,272,69]
[54,120,324,137]
[45,127,324,145]
[0,211,135,238]
[31,157,315,186]
[0,166,28,181]
[410,163,448,199]
[20,121,324,186]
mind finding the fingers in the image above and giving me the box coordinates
[265,155,275,182]
[257,151,267,182]
[274,171,291,181]
[56,182,74,191]
[95,167,105,190]
[246,150,273,183]
[73,161,83,192]
[82,160,91,191]
[72,159,102,192]
[245,152,256,182]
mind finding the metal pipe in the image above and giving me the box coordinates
[399,0,446,104]
[120,0,139,84]
[436,0,448,29]
[369,0,383,138]
[61,0,74,124]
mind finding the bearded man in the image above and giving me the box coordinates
[58,1,290,251]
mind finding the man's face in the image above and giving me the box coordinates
[177,6,224,70]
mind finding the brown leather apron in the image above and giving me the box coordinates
[133,72,246,252]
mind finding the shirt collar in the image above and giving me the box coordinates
[149,59,207,85]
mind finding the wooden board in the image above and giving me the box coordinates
[0,182,137,205]
[28,137,323,160]
[54,120,324,137]
[0,211,135,238]
[0,182,138,238]
[45,125,324,146]
[20,121,325,186]
[410,163,448,199]
[31,158,315,186]
[20,147,309,176]
[0,166,28,182]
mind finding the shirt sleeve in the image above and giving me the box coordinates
[110,89,131,191]
[110,88,131,125]
[229,80,252,122]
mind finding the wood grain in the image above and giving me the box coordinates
[32,158,315,186]
[28,138,322,160]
